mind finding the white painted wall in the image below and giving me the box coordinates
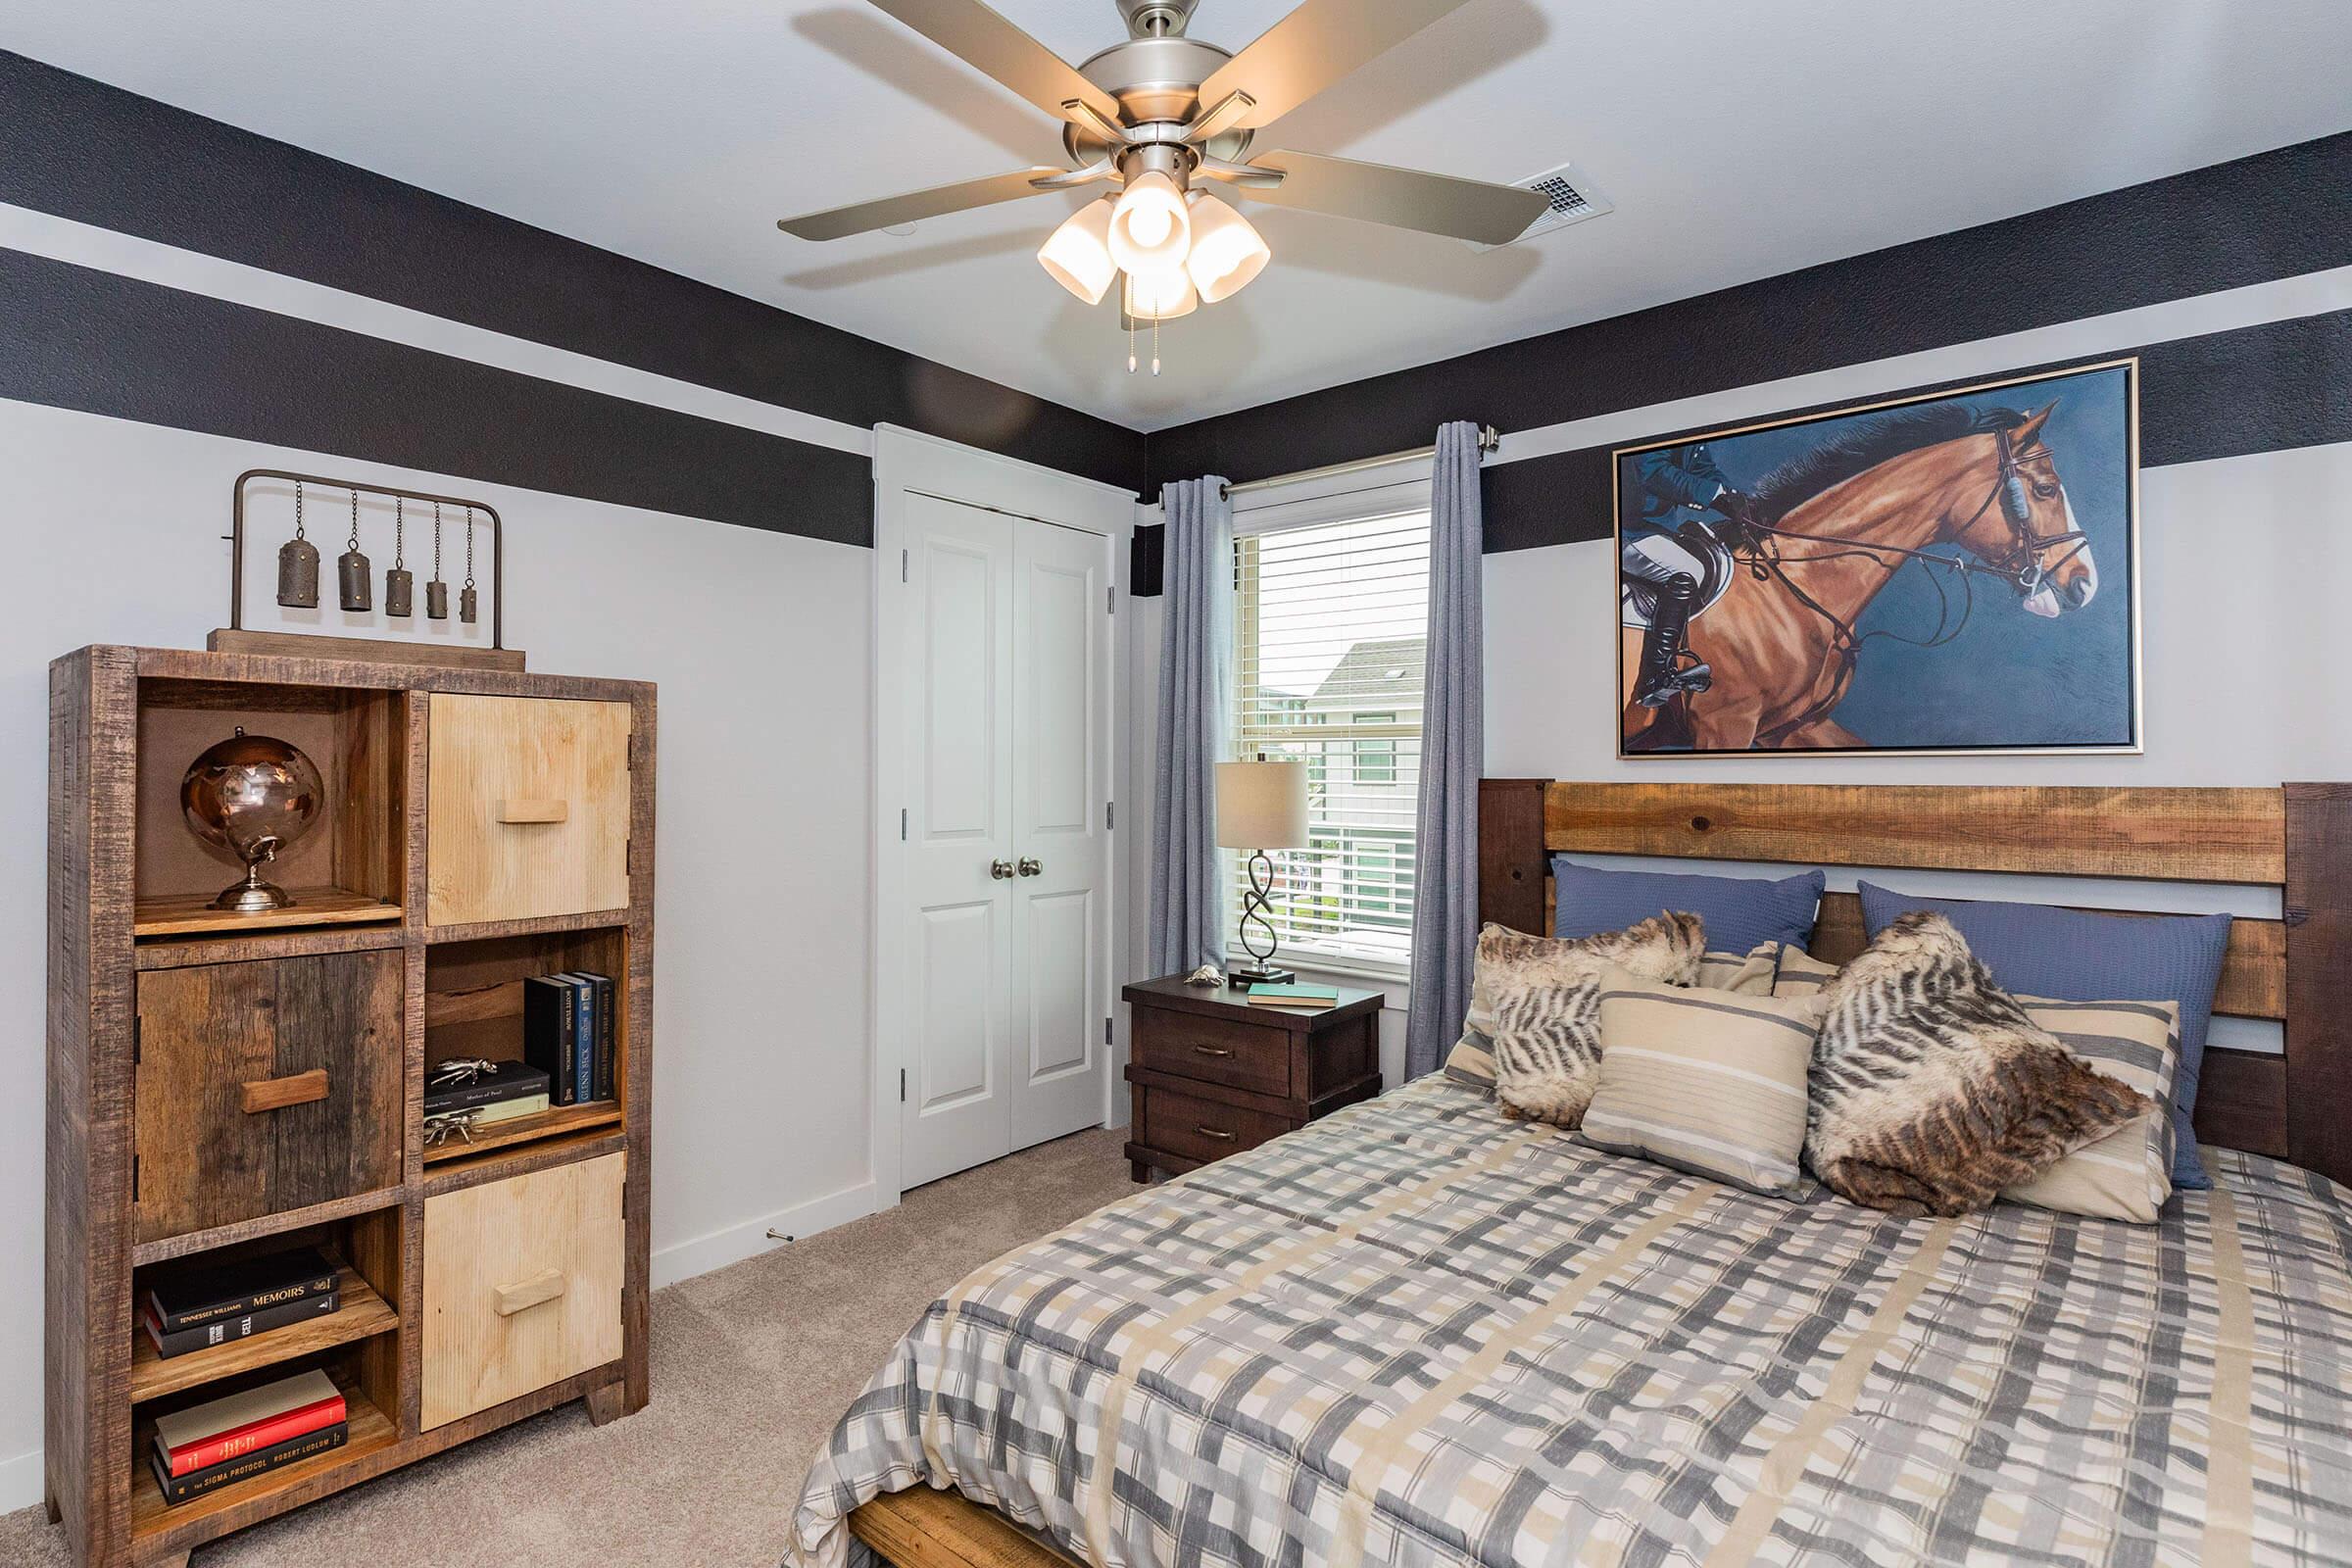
[0,396,877,1506]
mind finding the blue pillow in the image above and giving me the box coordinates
[1551,858,1825,956]
[1856,881,2230,1190]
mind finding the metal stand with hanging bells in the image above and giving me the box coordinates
[227,467,510,658]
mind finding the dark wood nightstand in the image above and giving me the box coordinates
[1121,974,1385,1181]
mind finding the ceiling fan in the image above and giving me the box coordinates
[777,0,1546,370]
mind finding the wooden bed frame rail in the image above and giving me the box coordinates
[1481,779,2352,1189]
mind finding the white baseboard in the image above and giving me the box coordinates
[650,1179,883,1289]
[0,1444,44,1515]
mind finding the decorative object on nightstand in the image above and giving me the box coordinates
[178,727,325,912]
[1215,759,1307,987]
[1122,973,1382,1181]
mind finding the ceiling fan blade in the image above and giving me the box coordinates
[1196,0,1477,130]
[861,0,1123,125]
[1237,151,1546,244]
[778,167,1068,241]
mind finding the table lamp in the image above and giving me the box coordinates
[1216,759,1308,987]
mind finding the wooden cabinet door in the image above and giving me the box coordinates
[134,951,404,1245]
[421,1153,625,1429]
[426,694,632,927]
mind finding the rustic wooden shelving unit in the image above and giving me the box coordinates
[47,644,656,1568]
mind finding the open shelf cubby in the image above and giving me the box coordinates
[422,925,631,1170]
[129,1360,398,1543]
[132,679,406,941]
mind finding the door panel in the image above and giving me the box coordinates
[135,951,403,1244]
[916,902,998,1107]
[1008,520,1110,1150]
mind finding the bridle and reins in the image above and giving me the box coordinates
[1720,423,2089,745]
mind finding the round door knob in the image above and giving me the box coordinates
[1017,857,1042,877]
[990,858,1015,880]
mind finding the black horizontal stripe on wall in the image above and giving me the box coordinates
[0,247,874,544]
[0,51,1148,492]
[1130,307,2352,590]
[1142,132,2352,492]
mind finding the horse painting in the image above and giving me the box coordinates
[1614,364,2138,756]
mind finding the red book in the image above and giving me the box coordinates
[153,1369,347,1477]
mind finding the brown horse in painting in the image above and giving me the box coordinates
[1622,402,2099,752]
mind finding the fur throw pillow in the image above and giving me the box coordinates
[1808,911,2151,1216]
[1483,912,1705,1128]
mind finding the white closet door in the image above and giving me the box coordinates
[900,493,1017,1188]
[1007,518,1111,1152]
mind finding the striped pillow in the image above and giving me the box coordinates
[1766,944,1842,1001]
[1579,974,1824,1196]
[1444,914,1705,1094]
[2001,998,2180,1223]
[1693,941,1797,997]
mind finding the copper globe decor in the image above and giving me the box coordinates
[180,726,326,912]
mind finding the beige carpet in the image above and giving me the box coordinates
[0,1127,1135,1567]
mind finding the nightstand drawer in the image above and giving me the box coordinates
[1133,1010,1291,1097]
[1139,1085,1292,1166]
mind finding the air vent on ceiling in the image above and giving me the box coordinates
[1474,162,1613,251]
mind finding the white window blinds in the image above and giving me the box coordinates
[1230,508,1429,972]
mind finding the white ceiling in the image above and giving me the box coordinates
[17,1,2352,430]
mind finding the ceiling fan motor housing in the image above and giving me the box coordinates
[1064,32,1251,166]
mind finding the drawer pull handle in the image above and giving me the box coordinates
[1194,1124,1238,1143]
[497,799,569,824]
[493,1269,568,1316]
[1191,1045,1235,1058]
[239,1069,329,1114]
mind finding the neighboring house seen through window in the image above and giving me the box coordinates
[1229,509,1428,974]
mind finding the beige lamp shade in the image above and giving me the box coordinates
[1216,760,1308,850]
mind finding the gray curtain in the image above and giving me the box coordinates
[1149,476,1235,976]
[1404,423,1486,1078]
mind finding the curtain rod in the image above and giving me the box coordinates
[1218,424,1501,501]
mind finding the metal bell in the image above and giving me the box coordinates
[459,583,477,624]
[337,546,372,612]
[385,566,415,617]
[426,578,449,619]
[276,535,320,609]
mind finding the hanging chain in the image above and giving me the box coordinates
[463,506,476,589]
[393,496,406,567]
[431,500,443,574]
[347,487,362,552]
[293,479,306,541]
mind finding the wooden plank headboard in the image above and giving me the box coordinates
[1477,779,2352,1188]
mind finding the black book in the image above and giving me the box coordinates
[145,1247,338,1336]
[423,1059,553,1116]
[579,971,615,1102]
[144,1288,339,1360]
[522,974,578,1106]
[149,1421,347,1504]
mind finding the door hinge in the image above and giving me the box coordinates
[1106,585,1116,614]
[1104,801,1114,831]
[1103,1017,1113,1046]
[901,808,908,842]
[899,1067,907,1103]
[902,548,909,583]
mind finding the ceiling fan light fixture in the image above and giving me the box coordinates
[1183,191,1270,303]
[1107,169,1193,272]
[1037,198,1118,304]
[1121,267,1200,321]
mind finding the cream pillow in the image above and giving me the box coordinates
[2001,998,2180,1223]
[1580,972,1823,1196]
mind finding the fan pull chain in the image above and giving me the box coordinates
[1127,310,1137,375]
[1152,313,1161,376]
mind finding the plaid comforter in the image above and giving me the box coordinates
[791,1076,2352,1567]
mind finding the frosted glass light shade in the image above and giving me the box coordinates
[1216,760,1308,849]
[1037,199,1117,305]
[1184,193,1270,303]
[1121,268,1199,321]
[1108,170,1192,272]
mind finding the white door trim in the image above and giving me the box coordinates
[870,425,1137,1208]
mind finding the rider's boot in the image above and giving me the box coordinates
[1633,574,1711,708]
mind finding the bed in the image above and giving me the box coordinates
[791,781,2352,1568]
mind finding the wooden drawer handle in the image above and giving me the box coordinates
[493,1269,568,1317]
[239,1069,329,1114]
[497,799,569,824]
[1190,1045,1235,1058]
[1194,1124,1238,1143]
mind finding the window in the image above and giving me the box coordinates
[1230,508,1428,973]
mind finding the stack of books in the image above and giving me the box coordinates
[149,1368,348,1504]
[523,970,616,1106]
[1245,982,1342,1010]
[142,1247,340,1361]
[423,1057,553,1128]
